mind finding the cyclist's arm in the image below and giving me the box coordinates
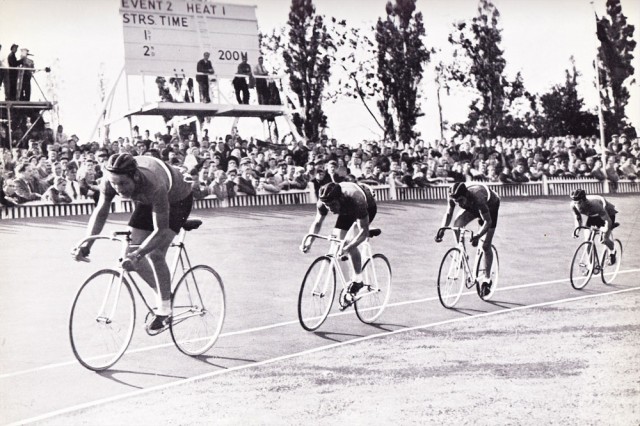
[83,183,116,251]
[131,189,174,258]
[441,198,456,227]
[571,203,582,228]
[302,209,326,250]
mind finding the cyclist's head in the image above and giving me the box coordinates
[449,182,468,201]
[105,153,138,198]
[105,153,138,177]
[319,182,342,208]
[570,188,586,202]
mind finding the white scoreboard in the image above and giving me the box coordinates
[120,0,259,78]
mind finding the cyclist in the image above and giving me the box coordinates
[300,182,377,307]
[570,188,619,264]
[435,182,500,297]
[71,153,193,334]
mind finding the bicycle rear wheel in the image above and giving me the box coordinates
[170,265,226,356]
[298,256,336,331]
[69,269,136,371]
[570,241,595,289]
[601,239,623,285]
[437,248,465,308]
[355,254,392,324]
[474,245,500,301]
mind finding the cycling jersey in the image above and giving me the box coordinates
[317,182,377,231]
[450,184,501,228]
[572,195,617,228]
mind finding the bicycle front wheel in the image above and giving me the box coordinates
[355,254,392,324]
[601,239,623,285]
[474,245,500,301]
[437,248,465,308]
[570,241,595,290]
[298,256,336,331]
[69,269,136,371]
[170,265,226,356]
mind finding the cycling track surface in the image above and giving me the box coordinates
[0,195,639,425]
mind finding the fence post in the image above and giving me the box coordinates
[307,182,317,204]
[388,179,397,200]
[542,175,549,196]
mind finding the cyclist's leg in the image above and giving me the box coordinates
[603,213,616,252]
[452,210,476,241]
[481,228,496,274]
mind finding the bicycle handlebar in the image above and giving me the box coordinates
[73,234,126,249]
[437,226,475,240]
[573,226,601,238]
[301,233,346,255]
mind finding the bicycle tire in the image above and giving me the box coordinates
[170,265,226,356]
[355,254,392,324]
[474,245,500,301]
[601,239,623,285]
[69,269,136,371]
[437,248,465,309]
[570,241,595,290]
[298,256,336,331]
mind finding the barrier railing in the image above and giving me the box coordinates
[2,178,637,220]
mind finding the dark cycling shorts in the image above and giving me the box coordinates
[586,214,616,229]
[475,199,500,229]
[128,193,193,234]
[335,203,377,231]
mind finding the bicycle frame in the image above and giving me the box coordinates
[302,232,380,300]
[438,227,482,288]
[75,228,195,321]
[573,226,606,273]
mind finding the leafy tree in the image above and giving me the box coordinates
[537,57,598,137]
[446,0,530,139]
[596,0,636,138]
[282,0,335,142]
[375,0,431,143]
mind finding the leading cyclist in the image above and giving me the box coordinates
[71,153,193,334]
[570,188,619,264]
[435,182,501,297]
[300,182,377,307]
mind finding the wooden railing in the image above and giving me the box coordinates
[2,178,637,220]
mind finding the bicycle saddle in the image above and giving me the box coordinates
[182,220,203,231]
[369,229,382,238]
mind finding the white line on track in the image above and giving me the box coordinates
[1,268,639,380]
[9,284,640,426]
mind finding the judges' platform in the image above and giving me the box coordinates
[122,102,287,120]
[0,100,54,147]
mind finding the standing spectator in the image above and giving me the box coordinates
[208,170,235,199]
[18,48,34,101]
[232,56,252,104]
[253,56,269,105]
[6,44,19,101]
[325,160,344,183]
[235,168,257,195]
[196,52,215,103]
[55,125,68,144]
[258,171,281,193]
[64,164,82,200]
[1,176,18,207]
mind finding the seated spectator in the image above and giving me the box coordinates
[511,162,530,183]
[619,155,638,180]
[1,177,19,206]
[208,170,235,199]
[43,176,73,204]
[499,165,515,183]
[13,163,42,201]
[235,168,257,195]
[188,167,209,200]
[258,171,281,193]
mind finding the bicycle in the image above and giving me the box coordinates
[570,225,623,290]
[298,229,392,331]
[436,227,499,309]
[69,219,226,371]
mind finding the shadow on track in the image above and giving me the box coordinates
[450,307,488,316]
[367,322,407,332]
[193,354,258,369]
[312,330,363,342]
[97,369,187,389]
[485,300,525,309]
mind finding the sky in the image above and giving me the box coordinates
[1,0,639,144]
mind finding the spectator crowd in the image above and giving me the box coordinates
[1,122,639,209]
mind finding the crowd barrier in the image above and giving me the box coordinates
[2,177,638,220]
